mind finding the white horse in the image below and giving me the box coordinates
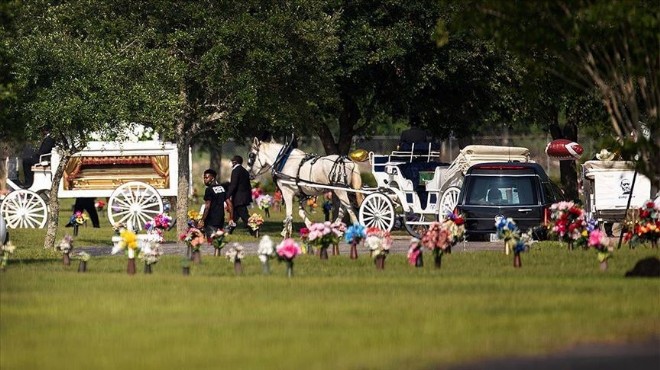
[247,137,363,237]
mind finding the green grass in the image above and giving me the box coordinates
[1,240,659,370]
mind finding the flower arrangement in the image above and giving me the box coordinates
[209,229,226,252]
[299,227,310,253]
[344,223,366,245]
[56,235,74,255]
[187,210,202,228]
[225,243,245,263]
[588,229,612,269]
[1,241,16,270]
[549,201,587,246]
[179,227,206,252]
[364,227,392,258]
[442,212,466,247]
[407,238,423,266]
[248,213,264,232]
[112,229,140,257]
[74,251,91,262]
[276,238,302,277]
[226,242,246,275]
[145,213,172,231]
[624,200,660,248]
[257,194,273,210]
[421,222,451,267]
[308,221,342,249]
[258,235,275,274]
[95,200,106,212]
[345,223,366,259]
[494,217,520,255]
[69,211,86,226]
[494,217,532,267]
[138,235,163,266]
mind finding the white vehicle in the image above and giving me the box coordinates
[581,160,652,224]
[1,141,188,230]
[360,144,532,238]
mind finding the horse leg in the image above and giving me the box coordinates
[334,190,359,225]
[298,197,312,228]
[280,187,296,238]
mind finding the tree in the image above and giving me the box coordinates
[10,0,340,239]
[441,0,660,187]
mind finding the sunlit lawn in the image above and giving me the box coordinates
[1,213,659,370]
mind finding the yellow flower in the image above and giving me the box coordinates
[582,230,588,237]
[120,229,138,250]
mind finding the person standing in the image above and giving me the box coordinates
[226,155,252,234]
[198,169,232,238]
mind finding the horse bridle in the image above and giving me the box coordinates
[247,141,271,178]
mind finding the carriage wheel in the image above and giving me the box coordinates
[439,187,461,217]
[108,182,163,231]
[358,193,395,232]
[403,213,438,239]
[0,190,48,228]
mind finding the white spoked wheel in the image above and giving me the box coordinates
[0,190,48,228]
[108,182,163,231]
[358,192,395,232]
[439,187,461,216]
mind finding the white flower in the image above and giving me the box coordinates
[1,242,16,254]
[225,243,245,263]
[257,236,274,263]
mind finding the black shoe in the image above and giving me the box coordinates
[65,222,73,228]
[227,225,235,234]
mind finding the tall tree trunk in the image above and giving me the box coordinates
[175,121,192,237]
[209,145,222,178]
[43,152,69,249]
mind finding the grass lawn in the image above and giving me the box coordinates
[1,227,659,370]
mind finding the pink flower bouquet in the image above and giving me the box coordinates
[276,238,302,277]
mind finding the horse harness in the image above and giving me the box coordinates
[267,143,353,199]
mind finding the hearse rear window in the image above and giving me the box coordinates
[465,176,538,206]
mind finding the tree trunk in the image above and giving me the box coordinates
[175,121,192,238]
[209,145,222,178]
[43,152,69,249]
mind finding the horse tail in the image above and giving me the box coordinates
[351,166,363,207]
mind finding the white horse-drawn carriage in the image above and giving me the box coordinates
[247,137,531,238]
[361,144,531,237]
[0,141,182,231]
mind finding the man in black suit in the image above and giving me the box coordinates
[226,155,252,234]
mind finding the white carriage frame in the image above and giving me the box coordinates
[359,144,532,237]
[1,141,189,230]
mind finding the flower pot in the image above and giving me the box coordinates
[186,245,192,259]
[144,263,152,274]
[262,260,271,275]
[127,258,136,275]
[600,260,608,271]
[513,252,522,268]
[73,225,79,236]
[182,266,190,276]
[77,261,87,273]
[349,242,358,259]
[192,250,201,264]
[63,253,71,266]
[332,244,340,256]
[286,260,294,278]
[567,240,574,251]
[254,229,259,238]
[320,248,329,260]
[652,239,658,249]
[434,254,442,269]
[307,243,314,255]
[415,251,424,267]
[375,255,386,270]
[234,260,243,275]
[214,248,222,257]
